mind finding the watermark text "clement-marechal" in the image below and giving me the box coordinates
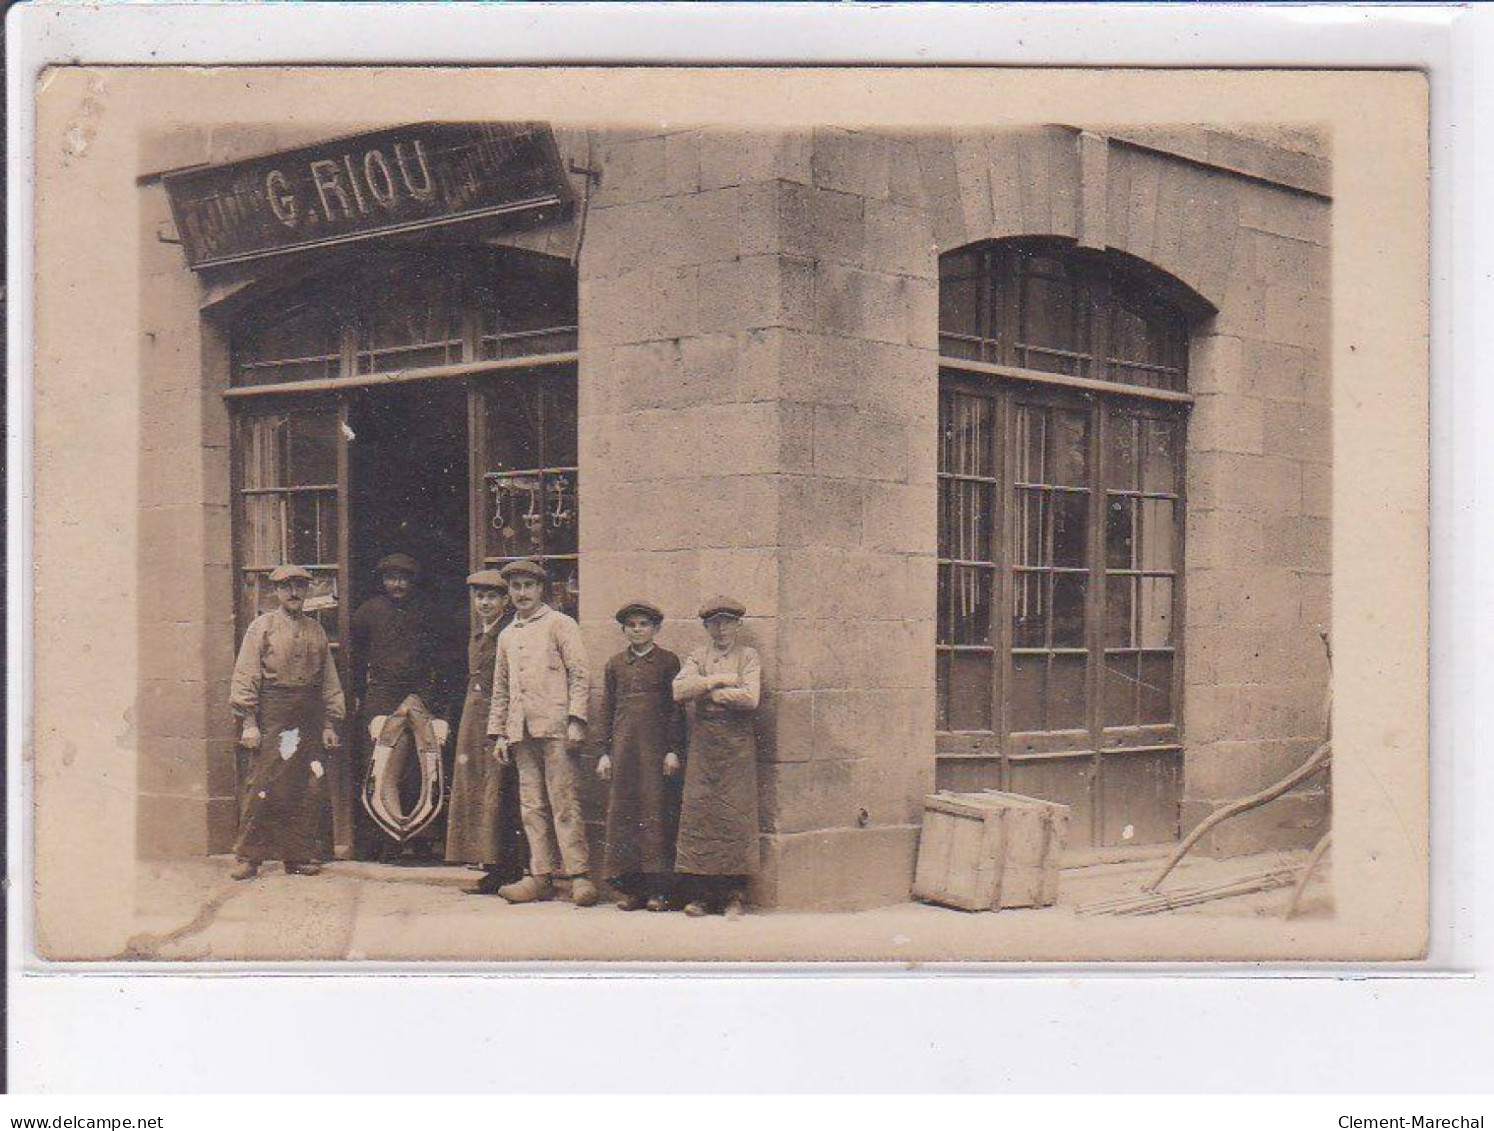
[1341,1119,1484,1129]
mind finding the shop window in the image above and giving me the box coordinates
[478,371,580,620]
[479,254,579,360]
[232,298,341,387]
[228,252,579,387]
[355,272,466,375]
[936,238,1195,848]
[237,411,342,640]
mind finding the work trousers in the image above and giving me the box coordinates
[513,736,591,878]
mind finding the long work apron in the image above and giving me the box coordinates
[445,630,525,872]
[674,707,759,877]
[234,685,330,863]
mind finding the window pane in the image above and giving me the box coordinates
[1139,576,1174,648]
[1014,488,1046,567]
[1142,418,1180,494]
[1106,496,1135,570]
[1051,572,1088,648]
[1014,406,1044,484]
[941,393,994,479]
[486,383,543,472]
[937,563,953,644]
[1048,653,1087,730]
[288,493,321,564]
[1104,411,1139,492]
[940,479,994,562]
[233,301,339,386]
[1010,653,1045,732]
[1051,492,1088,568]
[1105,575,1134,648]
[359,272,463,373]
[486,471,545,560]
[545,379,580,468]
[939,272,982,343]
[243,496,283,567]
[243,415,286,490]
[948,566,993,646]
[1139,498,1175,571]
[547,558,582,621]
[1012,571,1047,648]
[935,653,950,731]
[947,652,994,731]
[1049,409,1091,487]
[318,492,338,565]
[1139,651,1174,724]
[1104,652,1138,726]
[286,413,337,486]
[542,471,579,556]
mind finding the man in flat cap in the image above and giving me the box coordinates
[595,600,686,911]
[350,552,444,859]
[486,559,596,906]
[227,564,345,880]
[671,596,762,917]
[444,569,527,893]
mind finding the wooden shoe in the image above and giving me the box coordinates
[723,894,747,919]
[683,900,711,918]
[616,893,648,912]
[645,894,670,913]
[570,876,600,907]
[230,860,260,881]
[498,875,554,904]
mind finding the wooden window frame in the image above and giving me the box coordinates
[936,239,1195,848]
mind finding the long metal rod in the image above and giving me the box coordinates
[223,351,579,400]
[941,356,1195,405]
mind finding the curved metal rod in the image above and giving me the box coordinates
[1143,741,1332,893]
[1285,830,1333,920]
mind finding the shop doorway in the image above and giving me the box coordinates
[348,382,471,647]
[346,382,471,859]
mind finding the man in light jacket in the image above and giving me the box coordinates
[486,558,595,905]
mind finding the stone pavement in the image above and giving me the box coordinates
[110,847,1333,965]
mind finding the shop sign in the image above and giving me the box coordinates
[163,122,573,269]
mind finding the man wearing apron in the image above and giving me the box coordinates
[444,569,526,893]
[671,596,762,917]
[227,564,346,879]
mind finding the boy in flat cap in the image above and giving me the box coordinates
[227,565,346,880]
[671,597,762,917]
[595,600,687,911]
[486,559,596,906]
[444,570,526,893]
[350,552,444,859]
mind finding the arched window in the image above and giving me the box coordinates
[936,238,1199,849]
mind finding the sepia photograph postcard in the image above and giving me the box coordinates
[23,64,1429,965]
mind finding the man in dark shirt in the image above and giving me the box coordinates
[351,552,445,859]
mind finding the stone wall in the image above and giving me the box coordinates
[136,167,238,857]
[577,127,939,909]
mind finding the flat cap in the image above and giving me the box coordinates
[698,595,746,621]
[268,564,314,584]
[375,552,420,576]
[499,558,548,583]
[615,599,664,624]
[466,569,508,590]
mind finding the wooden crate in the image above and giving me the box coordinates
[912,790,1071,911]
